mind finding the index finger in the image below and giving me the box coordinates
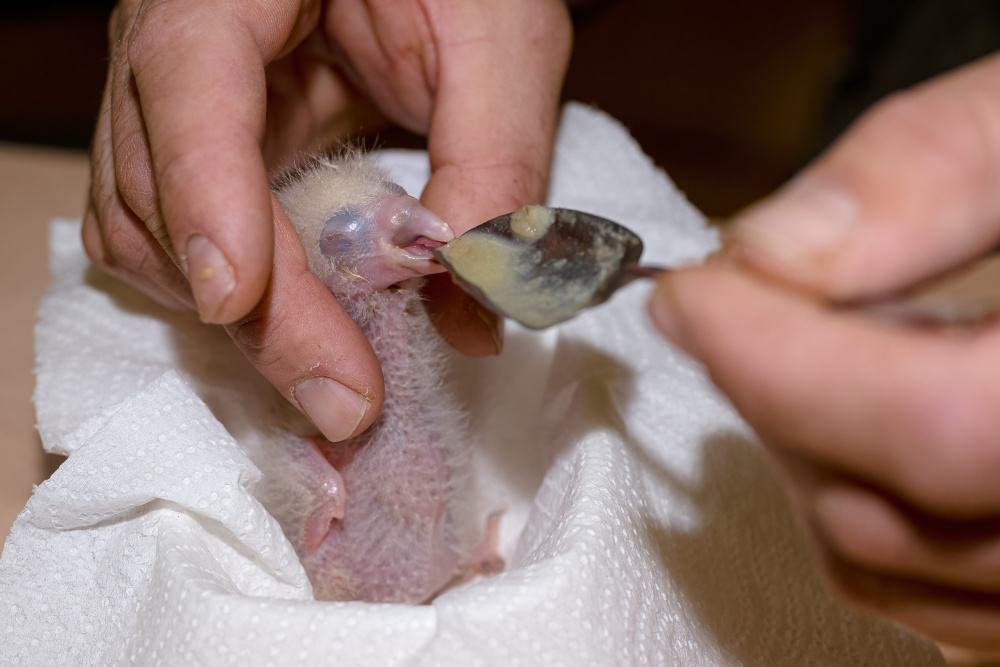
[725,52,1000,302]
[652,263,1000,518]
[125,0,313,323]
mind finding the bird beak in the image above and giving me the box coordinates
[390,198,455,248]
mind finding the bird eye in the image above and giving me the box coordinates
[319,208,368,257]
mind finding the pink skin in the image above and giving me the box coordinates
[317,191,454,291]
[292,182,464,603]
[285,437,347,554]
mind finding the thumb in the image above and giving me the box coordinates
[417,0,571,356]
[726,52,1000,302]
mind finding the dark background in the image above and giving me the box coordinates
[2,0,997,217]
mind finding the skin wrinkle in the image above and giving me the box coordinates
[81,212,110,270]
[92,163,117,226]
[96,136,142,267]
[111,40,160,230]
[144,82,264,169]
[129,16,268,156]
[103,204,186,292]
[113,136,156,208]
[226,248,298,357]
[104,223,146,266]
[86,206,193,308]
[91,94,116,204]
[226,304,284,362]
[112,133,158,223]
[233,0,316,63]
[126,2,181,82]
[272,2,323,62]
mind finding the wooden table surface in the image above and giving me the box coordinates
[0,143,89,554]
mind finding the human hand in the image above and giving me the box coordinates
[650,53,1000,652]
[82,0,572,442]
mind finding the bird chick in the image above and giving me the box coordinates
[252,150,499,603]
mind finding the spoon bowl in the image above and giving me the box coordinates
[432,206,651,329]
[434,205,1000,330]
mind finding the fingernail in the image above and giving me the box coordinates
[185,235,235,322]
[730,177,858,268]
[294,377,368,442]
[476,305,504,355]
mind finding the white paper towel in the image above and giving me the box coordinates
[1,104,943,666]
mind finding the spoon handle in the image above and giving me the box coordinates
[624,255,1000,326]
[621,264,668,280]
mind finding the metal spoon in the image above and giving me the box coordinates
[432,205,1000,330]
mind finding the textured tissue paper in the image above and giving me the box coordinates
[1,104,943,666]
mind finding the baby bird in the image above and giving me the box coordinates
[252,150,499,603]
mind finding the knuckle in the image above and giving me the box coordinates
[126,1,224,73]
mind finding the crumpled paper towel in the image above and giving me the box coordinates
[1,103,942,666]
